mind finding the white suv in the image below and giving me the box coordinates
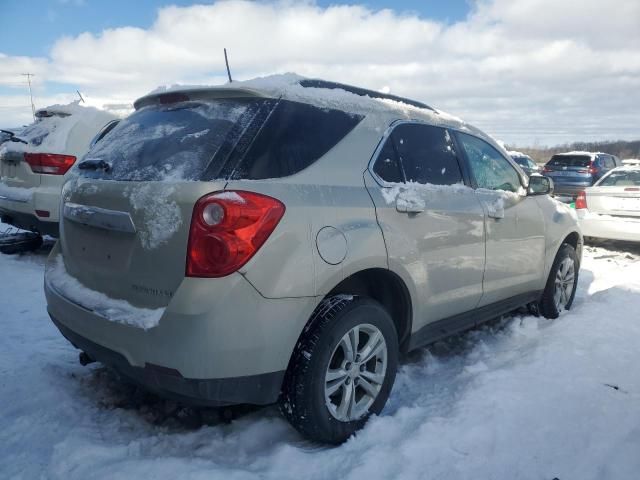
[0,103,117,238]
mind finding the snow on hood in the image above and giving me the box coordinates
[0,101,117,155]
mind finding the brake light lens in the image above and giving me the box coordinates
[543,166,552,173]
[588,166,598,175]
[186,191,285,277]
[575,191,588,209]
[24,153,76,175]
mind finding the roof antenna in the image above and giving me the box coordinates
[76,90,85,103]
[224,48,233,83]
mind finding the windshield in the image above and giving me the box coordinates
[548,155,591,168]
[598,170,640,187]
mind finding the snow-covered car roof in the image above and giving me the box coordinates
[135,74,512,161]
[137,73,474,133]
[0,102,117,155]
[508,150,532,158]
[551,151,606,159]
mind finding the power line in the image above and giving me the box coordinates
[21,73,36,121]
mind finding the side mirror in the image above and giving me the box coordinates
[528,174,553,196]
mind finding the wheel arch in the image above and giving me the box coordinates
[299,268,413,353]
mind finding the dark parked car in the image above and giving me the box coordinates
[542,151,622,198]
[508,151,540,176]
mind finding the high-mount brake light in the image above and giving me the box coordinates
[24,153,76,175]
[159,93,190,105]
[186,191,285,278]
[575,191,588,210]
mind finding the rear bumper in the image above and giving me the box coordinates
[44,243,317,406]
[0,208,59,236]
[577,211,640,242]
[50,314,284,406]
[0,182,61,236]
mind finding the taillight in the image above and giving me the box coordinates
[588,166,598,175]
[543,166,552,173]
[186,191,285,278]
[24,153,76,175]
[575,191,588,209]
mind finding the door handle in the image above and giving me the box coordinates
[485,198,505,219]
[395,192,425,214]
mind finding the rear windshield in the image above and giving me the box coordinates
[599,170,640,187]
[77,98,363,182]
[547,155,591,168]
[17,118,60,146]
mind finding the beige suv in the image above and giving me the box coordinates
[44,76,582,444]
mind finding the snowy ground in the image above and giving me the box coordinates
[2,236,640,480]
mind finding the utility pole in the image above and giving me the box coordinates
[21,73,36,121]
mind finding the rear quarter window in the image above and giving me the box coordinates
[230,101,363,180]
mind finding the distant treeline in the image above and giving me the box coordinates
[507,140,640,164]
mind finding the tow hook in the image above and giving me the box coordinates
[79,351,95,366]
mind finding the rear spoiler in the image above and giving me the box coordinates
[133,87,270,110]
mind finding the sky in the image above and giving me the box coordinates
[0,0,638,146]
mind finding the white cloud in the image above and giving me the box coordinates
[1,0,639,145]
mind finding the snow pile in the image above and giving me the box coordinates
[0,183,34,202]
[380,181,526,219]
[381,181,474,205]
[124,184,182,250]
[3,225,640,479]
[46,255,164,329]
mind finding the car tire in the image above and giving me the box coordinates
[279,295,398,444]
[539,243,579,319]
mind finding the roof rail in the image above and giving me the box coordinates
[299,79,435,111]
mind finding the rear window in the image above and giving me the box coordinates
[599,170,640,187]
[513,157,530,167]
[77,98,363,182]
[547,155,591,168]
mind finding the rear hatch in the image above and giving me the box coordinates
[543,154,593,185]
[58,88,365,309]
[585,169,640,218]
[59,94,272,309]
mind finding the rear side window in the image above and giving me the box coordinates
[604,156,615,168]
[231,100,363,180]
[548,155,591,168]
[372,123,463,186]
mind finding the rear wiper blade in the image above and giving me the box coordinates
[78,159,111,172]
[0,129,28,144]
